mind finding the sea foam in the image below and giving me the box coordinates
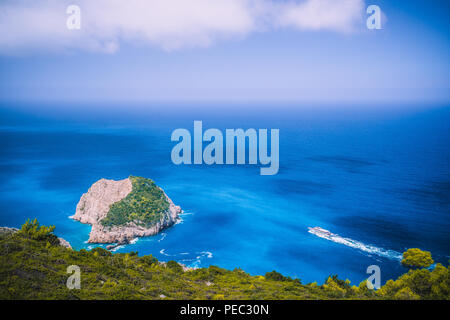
[308,227,403,261]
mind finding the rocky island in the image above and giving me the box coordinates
[72,176,181,246]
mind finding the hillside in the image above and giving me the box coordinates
[0,220,448,300]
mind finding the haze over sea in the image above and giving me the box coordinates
[0,103,448,285]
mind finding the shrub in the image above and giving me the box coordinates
[166,260,183,273]
[90,247,112,257]
[265,271,290,282]
[140,254,158,266]
[17,219,59,245]
[402,248,434,268]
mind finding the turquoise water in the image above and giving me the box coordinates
[0,104,448,285]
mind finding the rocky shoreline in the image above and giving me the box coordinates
[72,178,181,245]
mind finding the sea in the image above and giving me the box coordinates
[0,102,448,285]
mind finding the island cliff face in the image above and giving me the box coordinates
[72,178,181,244]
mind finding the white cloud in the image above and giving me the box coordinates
[0,0,365,54]
[278,0,364,32]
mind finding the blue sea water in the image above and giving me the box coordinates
[0,103,448,285]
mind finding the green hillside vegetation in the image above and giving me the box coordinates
[0,220,448,300]
[401,248,434,268]
[100,176,170,228]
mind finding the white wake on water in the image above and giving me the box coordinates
[159,249,213,268]
[308,227,403,261]
[175,210,194,225]
[158,233,167,242]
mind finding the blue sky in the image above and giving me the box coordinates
[0,0,449,105]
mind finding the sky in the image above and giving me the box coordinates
[0,0,449,105]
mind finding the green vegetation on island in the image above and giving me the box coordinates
[100,176,170,228]
[0,220,449,300]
